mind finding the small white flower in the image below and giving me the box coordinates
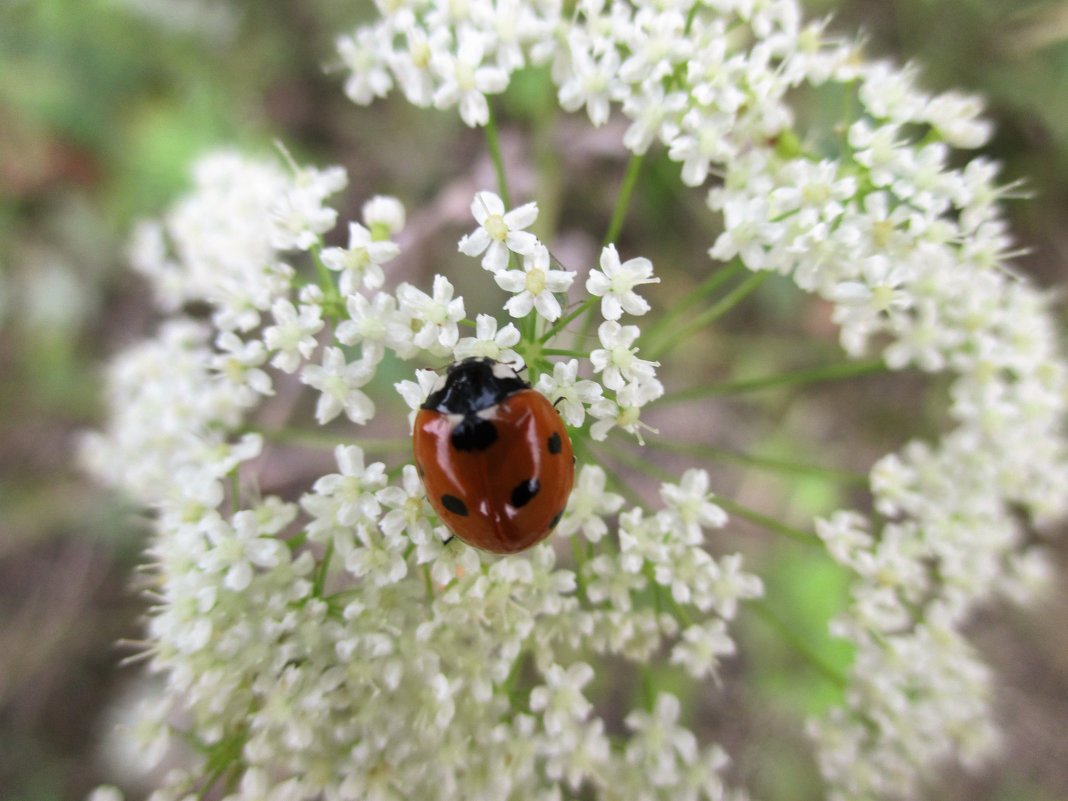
[210,331,273,398]
[396,274,466,352]
[657,468,728,545]
[299,347,376,425]
[362,195,406,236]
[590,320,659,391]
[395,368,442,431]
[453,313,524,367]
[670,619,736,681]
[202,510,288,592]
[529,662,595,737]
[619,8,691,84]
[667,107,736,187]
[557,464,624,542]
[589,379,663,443]
[301,445,387,541]
[387,24,446,107]
[263,299,323,373]
[585,554,646,611]
[87,787,124,801]
[376,465,435,546]
[432,28,509,126]
[923,90,992,149]
[586,244,659,320]
[337,26,393,104]
[858,61,928,124]
[336,291,417,363]
[557,33,625,126]
[458,191,539,273]
[345,525,409,587]
[426,533,482,586]
[535,359,603,427]
[320,221,400,294]
[268,162,347,251]
[624,693,698,784]
[622,80,687,155]
[495,244,575,321]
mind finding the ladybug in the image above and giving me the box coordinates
[413,357,575,554]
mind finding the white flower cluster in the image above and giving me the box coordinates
[85,142,758,799]
[84,0,1068,799]
[337,0,1068,797]
[454,189,665,441]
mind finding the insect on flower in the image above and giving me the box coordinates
[413,357,575,554]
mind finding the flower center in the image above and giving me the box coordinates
[456,61,476,91]
[484,213,509,241]
[610,271,636,293]
[611,346,634,370]
[525,267,547,296]
[618,405,640,428]
[411,41,431,70]
[871,284,897,312]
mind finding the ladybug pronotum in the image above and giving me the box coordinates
[412,357,575,554]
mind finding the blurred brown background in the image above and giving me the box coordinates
[2,1,1067,799]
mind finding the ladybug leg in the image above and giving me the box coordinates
[442,533,455,547]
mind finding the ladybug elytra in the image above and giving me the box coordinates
[413,357,575,554]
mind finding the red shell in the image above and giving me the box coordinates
[414,385,574,554]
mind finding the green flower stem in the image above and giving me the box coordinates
[542,347,589,358]
[658,358,888,405]
[484,103,511,209]
[748,599,848,689]
[595,439,675,483]
[646,270,770,360]
[313,539,334,598]
[712,495,821,546]
[644,438,869,486]
[229,471,241,516]
[603,152,645,247]
[570,536,590,601]
[541,296,598,343]
[423,564,434,601]
[253,427,412,453]
[642,259,746,349]
[597,440,821,545]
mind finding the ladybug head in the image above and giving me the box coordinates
[422,358,528,415]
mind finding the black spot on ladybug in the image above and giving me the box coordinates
[510,478,540,508]
[548,509,564,530]
[547,432,562,455]
[441,494,469,516]
[451,416,498,452]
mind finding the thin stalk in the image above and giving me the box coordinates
[603,153,645,247]
[570,536,590,601]
[647,271,769,359]
[313,540,334,598]
[484,103,511,209]
[644,438,869,486]
[658,358,888,405]
[541,296,598,343]
[713,496,821,546]
[255,427,412,452]
[642,260,746,349]
[543,347,589,358]
[749,600,848,689]
[595,440,674,483]
[423,564,434,601]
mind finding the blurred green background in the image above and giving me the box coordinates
[2,1,1067,800]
